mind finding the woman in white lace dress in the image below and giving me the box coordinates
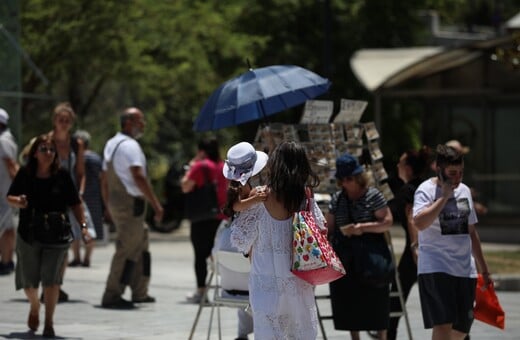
[231,141,324,340]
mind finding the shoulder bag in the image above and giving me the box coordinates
[184,162,219,223]
[291,193,346,285]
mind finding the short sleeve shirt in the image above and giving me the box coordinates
[102,132,146,197]
[413,178,478,278]
[186,159,228,220]
[8,168,80,242]
[0,129,17,197]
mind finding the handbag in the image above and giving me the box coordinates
[30,210,73,245]
[474,274,505,329]
[350,235,394,288]
[184,162,219,223]
[291,195,346,285]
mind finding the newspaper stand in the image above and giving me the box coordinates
[253,99,412,340]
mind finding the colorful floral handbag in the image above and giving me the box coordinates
[291,197,346,285]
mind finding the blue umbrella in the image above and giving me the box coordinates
[193,65,331,131]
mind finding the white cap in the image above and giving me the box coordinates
[0,108,8,125]
[223,142,268,185]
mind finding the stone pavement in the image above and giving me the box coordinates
[0,224,518,340]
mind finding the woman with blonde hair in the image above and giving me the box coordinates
[327,153,393,340]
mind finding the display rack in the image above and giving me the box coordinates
[253,121,394,201]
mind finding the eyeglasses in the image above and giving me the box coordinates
[38,146,56,154]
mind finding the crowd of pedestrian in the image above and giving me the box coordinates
[2,102,493,339]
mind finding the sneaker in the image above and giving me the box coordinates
[0,261,14,275]
[186,291,208,304]
[132,295,156,303]
[101,297,135,309]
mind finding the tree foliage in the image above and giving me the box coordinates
[15,0,519,185]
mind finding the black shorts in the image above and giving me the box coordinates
[418,272,477,333]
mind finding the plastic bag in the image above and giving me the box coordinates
[474,274,505,329]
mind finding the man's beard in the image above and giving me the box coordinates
[131,127,143,139]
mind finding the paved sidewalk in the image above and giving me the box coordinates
[0,224,518,339]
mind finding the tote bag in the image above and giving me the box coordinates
[474,274,505,329]
[291,198,346,285]
[184,163,219,223]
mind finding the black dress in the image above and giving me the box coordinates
[329,188,390,331]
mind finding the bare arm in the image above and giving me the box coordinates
[232,186,268,212]
[74,138,86,192]
[414,180,452,230]
[405,202,419,263]
[355,205,393,234]
[7,194,28,209]
[130,166,164,222]
[469,224,492,285]
[70,202,91,243]
[181,174,196,193]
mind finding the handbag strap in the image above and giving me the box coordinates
[200,160,215,186]
[109,138,130,162]
[304,186,313,211]
[337,190,355,224]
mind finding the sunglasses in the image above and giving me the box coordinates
[38,146,56,154]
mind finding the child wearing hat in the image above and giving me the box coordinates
[222,142,269,219]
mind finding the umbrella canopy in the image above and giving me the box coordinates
[193,65,331,131]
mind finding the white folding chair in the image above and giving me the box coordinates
[188,250,251,340]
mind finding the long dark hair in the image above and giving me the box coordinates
[25,134,60,176]
[266,141,319,213]
[222,180,242,218]
[198,137,220,162]
[404,145,431,179]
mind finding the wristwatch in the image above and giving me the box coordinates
[80,222,88,230]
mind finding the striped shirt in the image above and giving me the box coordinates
[329,187,387,230]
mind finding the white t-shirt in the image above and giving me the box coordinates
[413,178,478,278]
[102,132,146,197]
[0,129,18,228]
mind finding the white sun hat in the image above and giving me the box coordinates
[223,142,268,185]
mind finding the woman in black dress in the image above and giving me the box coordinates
[326,153,393,340]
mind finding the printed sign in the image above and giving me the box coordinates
[334,99,367,124]
[300,100,334,124]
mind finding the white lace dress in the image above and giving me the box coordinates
[231,201,325,340]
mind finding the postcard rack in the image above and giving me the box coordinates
[253,122,394,202]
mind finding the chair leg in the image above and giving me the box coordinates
[315,298,328,340]
[188,271,214,340]
[217,304,222,340]
[207,303,215,340]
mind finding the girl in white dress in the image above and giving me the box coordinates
[231,141,324,340]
